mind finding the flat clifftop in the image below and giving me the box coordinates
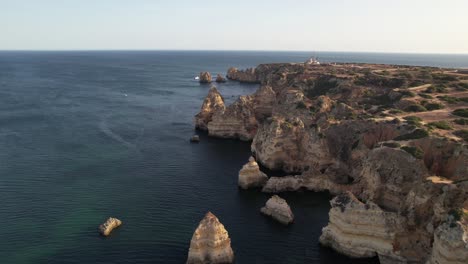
[194,61,468,263]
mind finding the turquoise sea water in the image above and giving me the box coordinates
[1,51,467,264]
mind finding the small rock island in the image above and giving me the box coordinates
[187,212,234,264]
[261,195,294,225]
[99,217,122,236]
[238,156,268,189]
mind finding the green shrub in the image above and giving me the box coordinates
[394,129,429,141]
[404,116,423,126]
[383,142,401,148]
[401,146,424,159]
[428,121,453,130]
[423,102,445,111]
[460,97,468,103]
[448,208,463,222]
[400,90,416,98]
[432,73,458,82]
[454,82,468,91]
[305,75,338,98]
[453,108,468,118]
[437,96,456,104]
[405,104,427,112]
[454,119,468,125]
[419,93,433,99]
[424,85,446,93]
[389,109,404,114]
[296,101,307,109]
[454,129,468,142]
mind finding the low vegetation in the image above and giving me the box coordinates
[427,121,453,130]
[401,146,424,159]
[404,116,423,126]
[454,119,468,125]
[405,104,427,112]
[394,128,429,141]
[454,129,468,142]
[453,108,468,118]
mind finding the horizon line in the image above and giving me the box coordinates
[0,49,467,55]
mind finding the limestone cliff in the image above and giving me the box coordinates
[195,62,468,263]
[199,72,212,83]
[207,95,257,141]
[319,192,405,263]
[187,212,234,264]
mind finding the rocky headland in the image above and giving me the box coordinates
[194,62,468,263]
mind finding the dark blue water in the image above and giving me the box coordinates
[1,51,467,264]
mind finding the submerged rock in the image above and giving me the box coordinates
[194,86,225,131]
[199,72,212,83]
[260,195,294,225]
[238,157,268,189]
[99,217,122,236]
[187,212,234,264]
[215,74,226,83]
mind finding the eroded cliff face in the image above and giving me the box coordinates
[319,192,406,263]
[194,62,468,263]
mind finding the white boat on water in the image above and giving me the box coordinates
[194,76,200,80]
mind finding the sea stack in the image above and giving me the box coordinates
[215,74,227,83]
[238,157,268,189]
[99,217,122,236]
[261,195,294,225]
[187,212,234,264]
[194,86,225,131]
[199,72,212,83]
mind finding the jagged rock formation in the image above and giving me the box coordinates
[226,67,258,83]
[260,195,294,225]
[215,74,226,83]
[238,157,268,189]
[195,87,225,131]
[195,62,468,262]
[428,220,468,264]
[199,72,212,83]
[207,95,257,141]
[187,212,234,264]
[99,217,122,236]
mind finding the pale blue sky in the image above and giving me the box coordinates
[1,0,467,53]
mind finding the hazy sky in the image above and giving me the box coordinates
[1,0,467,53]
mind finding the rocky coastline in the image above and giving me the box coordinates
[194,62,468,263]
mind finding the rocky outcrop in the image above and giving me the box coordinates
[199,72,212,83]
[187,212,234,264]
[215,74,226,83]
[99,217,122,236]
[195,87,225,131]
[238,157,268,189]
[428,220,468,264]
[226,67,258,83]
[260,195,294,225]
[252,116,330,173]
[319,192,406,263]
[207,95,257,141]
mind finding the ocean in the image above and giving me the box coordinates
[1,51,467,264]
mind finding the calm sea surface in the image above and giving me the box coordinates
[1,51,467,264]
